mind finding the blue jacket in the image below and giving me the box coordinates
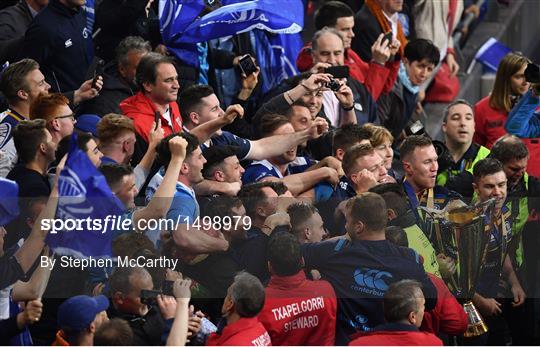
[302,238,437,345]
[21,0,92,93]
[505,89,540,138]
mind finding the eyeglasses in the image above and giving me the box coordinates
[55,113,75,121]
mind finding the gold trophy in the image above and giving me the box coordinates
[420,199,495,337]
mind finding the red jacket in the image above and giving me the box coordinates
[119,92,183,144]
[206,317,272,346]
[349,324,443,346]
[421,274,467,335]
[474,95,540,177]
[296,44,399,101]
[258,271,337,346]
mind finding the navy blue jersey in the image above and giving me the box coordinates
[242,157,315,185]
[302,239,437,345]
[201,131,252,160]
[476,206,513,298]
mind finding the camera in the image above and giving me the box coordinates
[140,289,162,306]
[404,120,426,137]
[432,140,453,172]
[525,63,540,83]
[525,63,540,94]
[325,78,341,92]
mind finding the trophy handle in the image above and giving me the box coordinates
[463,301,489,337]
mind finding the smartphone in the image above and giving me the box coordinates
[238,54,258,75]
[140,289,162,306]
[92,59,105,89]
[324,65,350,79]
[382,31,393,45]
[154,111,161,130]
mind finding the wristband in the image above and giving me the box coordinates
[341,104,355,111]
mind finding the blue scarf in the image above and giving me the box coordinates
[398,62,419,95]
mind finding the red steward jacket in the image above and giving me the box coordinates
[421,274,467,335]
[258,271,337,346]
[119,92,183,143]
[296,44,399,101]
[349,323,443,346]
[206,317,272,346]
[474,95,540,177]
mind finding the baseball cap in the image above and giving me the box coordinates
[202,145,239,173]
[75,114,101,137]
[0,177,19,226]
[57,295,109,331]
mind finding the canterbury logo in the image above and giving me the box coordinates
[353,268,392,291]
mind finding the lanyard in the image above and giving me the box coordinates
[490,213,508,268]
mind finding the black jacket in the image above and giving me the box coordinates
[21,0,92,93]
[0,0,33,64]
[109,305,172,346]
[78,61,136,117]
[94,0,160,62]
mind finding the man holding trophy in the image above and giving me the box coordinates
[469,158,526,343]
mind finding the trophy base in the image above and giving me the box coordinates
[463,301,489,337]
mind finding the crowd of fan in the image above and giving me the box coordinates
[0,0,539,346]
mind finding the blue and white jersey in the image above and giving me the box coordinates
[0,109,25,177]
[242,156,316,185]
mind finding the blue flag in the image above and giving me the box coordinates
[252,29,303,93]
[46,134,125,259]
[159,0,303,68]
[0,177,19,226]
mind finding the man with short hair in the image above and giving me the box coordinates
[29,93,76,144]
[81,36,152,116]
[400,135,459,280]
[338,143,391,198]
[151,132,229,259]
[98,135,188,236]
[300,192,437,344]
[437,99,490,187]
[5,119,55,247]
[332,123,372,161]
[308,28,372,127]
[201,145,244,185]
[377,39,440,138]
[400,135,457,212]
[348,280,442,346]
[0,59,50,176]
[258,232,337,345]
[369,183,441,277]
[53,295,109,346]
[324,142,393,235]
[179,84,329,162]
[108,267,175,345]
[196,145,245,227]
[97,113,137,165]
[287,201,327,243]
[97,113,164,191]
[471,158,527,344]
[0,57,101,175]
[297,1,399,102]
[93,318,134,346]
[234,181,285,282]
[120,53,183,164]
[207,272,271,346]
[242,113,339,199]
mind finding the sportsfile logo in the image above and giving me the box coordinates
[351,267,393,296]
